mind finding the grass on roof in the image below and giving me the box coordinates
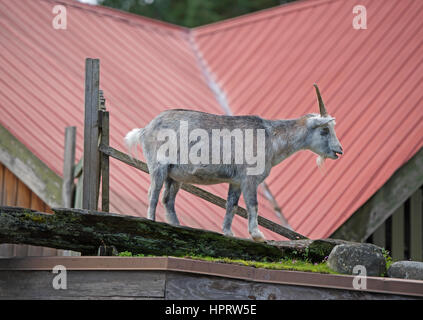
[118,251,339,275]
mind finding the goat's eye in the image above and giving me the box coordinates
[321,128,329,135]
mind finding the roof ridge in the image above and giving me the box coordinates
[41,0,189,34]
[187,29,233,116]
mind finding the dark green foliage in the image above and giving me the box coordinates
[100,0,298,27]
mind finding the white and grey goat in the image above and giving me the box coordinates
[125,84,343,242]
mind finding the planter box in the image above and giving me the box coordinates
[0,256,422,300]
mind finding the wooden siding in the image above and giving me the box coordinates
[0,162,76,257]
[367,186,423,261]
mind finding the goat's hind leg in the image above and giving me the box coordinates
[162,178,181,225]
[222,183,241,237]
[147,165,167,221]
[241,182,265,242]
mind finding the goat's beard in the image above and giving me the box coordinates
[316,155,326,173]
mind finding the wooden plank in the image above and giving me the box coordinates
[164,271,414,300]
[410,188,422,261]
[372,221,386,249]
[0,245,15,258]
[10,182,30,258]
[74,174,83,209]
[62,126,76,208]
[98,144,307,240]
[332,147,423,242]
[392,205,405,261]
[30,192,45,211]
[100,111,109,212]
[16,180,31,208]
[82,58,100,210]
[4,167,18,205]
[74,157,83,178]
[0,270,165,299]
[0,163,4,205]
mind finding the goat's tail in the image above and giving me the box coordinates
[124,128,145,158]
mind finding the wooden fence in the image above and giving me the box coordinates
[70,58,305,241]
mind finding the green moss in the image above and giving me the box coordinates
[23,213,47,223]
[117,251,339,275]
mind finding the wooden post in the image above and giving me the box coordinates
[73,158,83,209]
[99,109,109,212]
[82,58,100,210]
[62,126,76,208]
[410,188,422,261]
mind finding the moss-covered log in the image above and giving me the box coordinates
[0,206,344,262]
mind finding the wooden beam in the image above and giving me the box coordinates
[82,58,100,210]
[0,124,62,207]
[410,188,422,261]
[332,147,423,242]
[392,206,405,261]
[62,127,76,208]
[98,144,307,240]
[99,111,109,212]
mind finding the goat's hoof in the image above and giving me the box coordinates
[250,230,265,242]
[223,229,234,237]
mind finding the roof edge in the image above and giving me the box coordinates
[192,0,341,36]
[42,0,189,34]
[0,124,63,207]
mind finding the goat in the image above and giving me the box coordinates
[124,84,343,242]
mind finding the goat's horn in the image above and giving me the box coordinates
[313,83,328,117]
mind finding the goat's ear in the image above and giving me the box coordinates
[307,116,335,129]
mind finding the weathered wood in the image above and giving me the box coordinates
[74,157,83,179]
[0,270,166,299]
[62,126,76,208]
[332,147,423,242]
[0,206,334,262]
[0,124,62,207]
[372,221,386,249]
[0,258,418,300]
[98,144,307,240]
[82,58,100,211]
[392,206,405,261]
[4,168,17,207]
[16,180,31,208]
[164,271,414,300]
[410,188,422,261]
[99,111,109,212]
[74,173,83,209]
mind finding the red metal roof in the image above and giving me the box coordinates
[1,0,422,240]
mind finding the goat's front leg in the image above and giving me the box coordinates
[222,183,241,237]
[241,182,265,242]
